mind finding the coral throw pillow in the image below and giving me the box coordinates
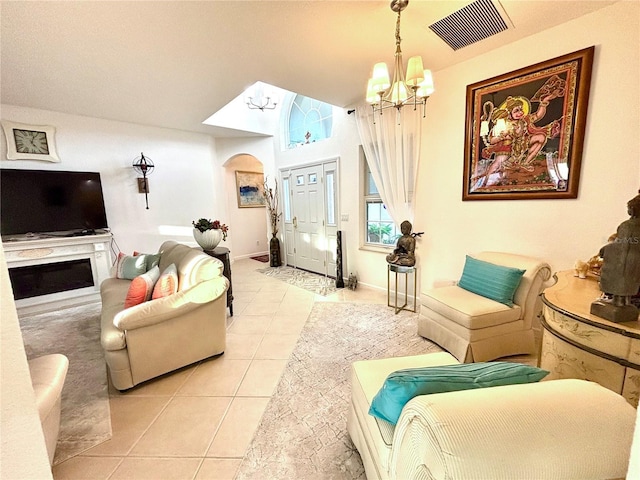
[124,266,160,308]
[152,264,178,300]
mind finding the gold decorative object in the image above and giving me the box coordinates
[573,260,589,279]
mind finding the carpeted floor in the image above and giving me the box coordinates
[19,302,112,465]
[250,254,270,263]
[236,302,443,479]
[258,266,337,296]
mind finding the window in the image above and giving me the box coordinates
[287,95,333,148]
[282,177,291,222]
[363,160,400,246]
[326,170,336,226]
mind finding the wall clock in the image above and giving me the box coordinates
[1,120,60,162]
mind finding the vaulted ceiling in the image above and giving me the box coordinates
[1,1,617,137]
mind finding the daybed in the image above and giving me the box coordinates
[347,352,636,480]
[100,240,228,390]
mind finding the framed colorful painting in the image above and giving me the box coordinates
[462,46,594,200]
[235,171,265,208]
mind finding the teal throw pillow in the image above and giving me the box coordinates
[458,255,525,306]
[369,362,549,425]
[133,251,161,271]
[144,253,161,271]
[115,253,147,280]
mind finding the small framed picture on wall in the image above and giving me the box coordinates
[235,171,266,208]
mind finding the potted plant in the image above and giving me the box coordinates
[192,218,229,250]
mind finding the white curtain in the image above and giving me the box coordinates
[355,102,422,225]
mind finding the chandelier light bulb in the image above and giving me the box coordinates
[405,56,425,87]
[416,69,435,98]
[366,79,379,104]
[371,62,391,93]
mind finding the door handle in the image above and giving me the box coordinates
[293,216,298,229]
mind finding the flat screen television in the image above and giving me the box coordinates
[1,168,109,238]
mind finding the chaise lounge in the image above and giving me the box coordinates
[418,251,552,362]
[347,352,636,480]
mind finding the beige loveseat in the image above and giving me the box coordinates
[100,241,228,390]
[348,352,636,480]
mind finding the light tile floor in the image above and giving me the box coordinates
[52,258,389,480]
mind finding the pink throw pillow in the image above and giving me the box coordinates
[152,264,178,300]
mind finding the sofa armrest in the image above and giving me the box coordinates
[113,276,228,331]
[389,379,635,480]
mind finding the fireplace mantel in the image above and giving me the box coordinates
[3,233,112,315]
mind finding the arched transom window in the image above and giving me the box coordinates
[287,94,333,148]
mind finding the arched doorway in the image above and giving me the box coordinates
[223,154,268,259]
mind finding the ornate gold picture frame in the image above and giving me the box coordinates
[463,46,594,200]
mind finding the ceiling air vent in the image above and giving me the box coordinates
[429,0,508,51]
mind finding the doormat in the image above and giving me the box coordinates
[250,255,270,263]
[258,266,337,296]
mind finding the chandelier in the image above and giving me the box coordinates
[245,84,278,111]
[365,0,435,117]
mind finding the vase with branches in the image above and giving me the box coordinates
[263,176,282,266]
[263,177,282,237]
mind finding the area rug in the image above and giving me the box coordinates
[258,266,337,296]
[250,254,270,263]
[236,302,443,479]
[19,302,112,465]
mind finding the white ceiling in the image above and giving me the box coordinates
[1,1,617,137]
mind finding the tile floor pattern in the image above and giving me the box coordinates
[52,259,391,480]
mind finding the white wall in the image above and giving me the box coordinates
[0,105,223,255]
[415,1,640,290]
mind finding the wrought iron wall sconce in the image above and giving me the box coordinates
[132,152,154,209]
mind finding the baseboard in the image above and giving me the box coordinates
[233,251,269,261]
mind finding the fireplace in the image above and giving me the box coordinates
[3,233,112,314]
[9,258,94,300]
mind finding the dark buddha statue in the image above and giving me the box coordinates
[386,220,416,267]
[591,190,640,323]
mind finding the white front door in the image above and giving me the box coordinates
[281,159,338,276]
